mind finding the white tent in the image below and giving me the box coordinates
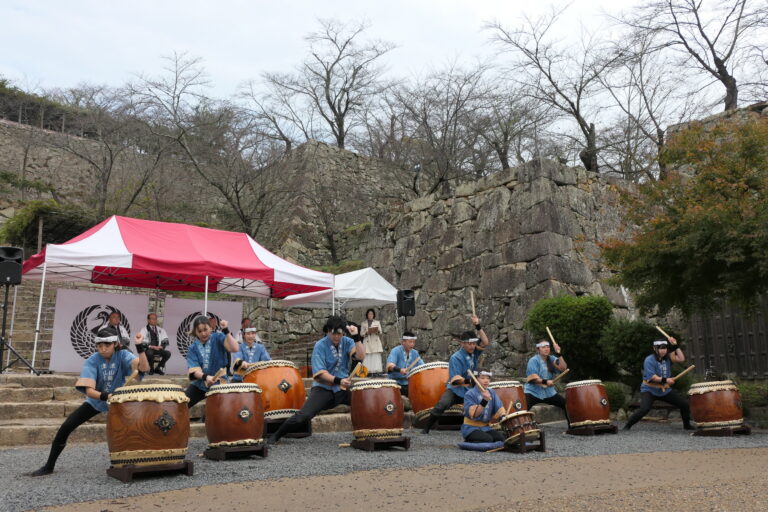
[282,267,397,309]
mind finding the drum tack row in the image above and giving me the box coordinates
[103,359,749,482]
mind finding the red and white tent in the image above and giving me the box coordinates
[23,216,333,297]
[22,216,334,367]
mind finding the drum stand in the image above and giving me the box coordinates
[204,442,268,460]
[107,460,194,483]
[504,431,546,453]
[351,436,411,452]
[691,424,751,437]
[566,423,618,436]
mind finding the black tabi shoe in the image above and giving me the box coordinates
[148,369,155,375]
[154,368,165,376]
[29,466,53,477]
[266,435,278,446]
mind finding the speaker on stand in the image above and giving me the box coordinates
[397,289,416,330]
[0,247,38,374]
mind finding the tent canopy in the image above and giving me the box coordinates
[282,267,397,309]
[22,216,333,298]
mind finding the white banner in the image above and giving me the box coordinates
[161,297,243,375]
[50,289,150,372]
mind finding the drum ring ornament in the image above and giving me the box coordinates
[154,410,176,434]
[278,379,292,393]
[238,407,252,422]
[600,398,608,406]
[384,401,396,415]
[514,401,523,410]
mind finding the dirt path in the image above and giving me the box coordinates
[37,448,768,512]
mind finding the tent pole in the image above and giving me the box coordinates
[31,262,47,371]
[5,285,18,368]
[204,276,209,315]
[332,275,336,315]
[268,298,273,344]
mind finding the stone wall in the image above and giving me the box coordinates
[361,159,635,375]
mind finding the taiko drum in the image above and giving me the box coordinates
[204,383,264,447]
[350,379,404,440]
[106,384,190,468]
[488,380,527,413]
[688,380,745,429]
[407,362,450,425]
[243,360,306,421]
[500,411,540,445]
[565,380,611,428]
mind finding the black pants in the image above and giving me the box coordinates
[525,392,569,425]
[625,390,692,429]
[464,429,506,443]
[185,384,208,409]
[399,384,409,397]
[146,347,171,371]
[431,389,464,417]
[42,402,100,470]
[271,387,351,441]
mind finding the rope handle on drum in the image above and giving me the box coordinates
[643,365,695,390]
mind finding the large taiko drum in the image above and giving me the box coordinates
[565,380,611,428]
[350,379,404,441]
[488,381,527,413]
[243,360,306,421]
[204,383,264,448]
[408,362,462,426]
[106,384,190,468]
[688,380,745,429]
[499,411,540,445]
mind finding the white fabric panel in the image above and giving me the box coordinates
[282,267,398,309]
[46,217,133,268]
[246,236,333,289]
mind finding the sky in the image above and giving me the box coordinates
[1,0,638,98]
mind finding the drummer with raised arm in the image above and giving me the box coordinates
[524,339,568,415]
[623,337,693,431]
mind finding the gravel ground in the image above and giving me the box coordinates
[3,421,767,512]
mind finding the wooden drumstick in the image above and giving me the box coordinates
[470,290,476,317]
[655,325,672,340]
[468,370,486,393]
[405,357,423,372]
[674,365,695,381]
[550,368,570,385]
[123,369,140,387]
[545,326,557,346]
[211,367,227,385]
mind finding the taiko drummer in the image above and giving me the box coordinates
[421,315,489,434]
[524,340,568,416]
[386,330,423,396]
[231,327,272,382]
[462,370,507,443]
[623,338,693,431]
[267,316,364,444]
[29,330,150,476]
[185,315,240,408]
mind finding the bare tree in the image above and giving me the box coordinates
[616,0,768,111]
[261,19,395,149]
[489,9,620,173]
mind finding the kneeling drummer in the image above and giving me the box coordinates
[462,370,506,443]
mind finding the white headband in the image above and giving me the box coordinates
[476,370,492,377]
[402,336,417,340]
[536,341,550,348]
[463,338,479,343]
[244,327,258,333]
[95,336,118,343]
[653,340,669,346]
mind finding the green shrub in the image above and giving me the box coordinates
[0,200,96,256]
[524,295,614,381]
[603,381,629,411]
[737,381,768,408]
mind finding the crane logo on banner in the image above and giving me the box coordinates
[176,311,222,358]
[69,305,131,359]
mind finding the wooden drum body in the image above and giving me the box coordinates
[408,362,462,425]
[488,381,527,412]
[500,411,540,445]
[688,380,744,429]
[106,384,190,468]
[565,380,611,428]
[204,383,264,448]
[350,379,404,440]
[242,360,306,421]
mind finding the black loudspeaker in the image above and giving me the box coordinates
[0,247,23,285]
[397,289,416,317]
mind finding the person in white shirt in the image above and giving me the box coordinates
[139,313,171,375]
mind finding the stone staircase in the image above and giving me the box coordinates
[0,372,566,447]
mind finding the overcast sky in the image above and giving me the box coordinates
[1,0,638,97]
